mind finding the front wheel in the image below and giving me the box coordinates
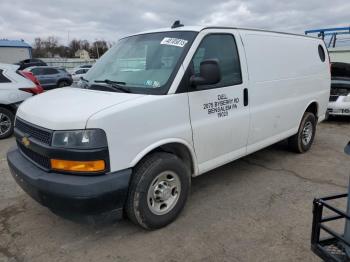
[288,112,316,153]
[126,152,190,229]
[0,108,14,139]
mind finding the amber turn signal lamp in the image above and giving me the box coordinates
[50,159,105,172]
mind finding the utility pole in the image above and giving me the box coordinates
[95,40,100,59]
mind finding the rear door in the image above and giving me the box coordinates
[185,30,250,173]
[42,68,60,88]
[31,68,47,86]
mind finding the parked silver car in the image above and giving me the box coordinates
[24,66,73,90]
[70,67,90,82]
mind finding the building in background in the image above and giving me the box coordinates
[0,39,32,64]
[305,27,350,63]
[327,46,350,63]
[75,49,90,59]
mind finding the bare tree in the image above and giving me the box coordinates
[32,37,110,58]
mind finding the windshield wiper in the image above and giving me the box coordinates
[94,79,131,93]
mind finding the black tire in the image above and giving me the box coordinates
[58,81,68,88]
[0,107,15,139]
[288,112,316,153]
[126,152,190,229]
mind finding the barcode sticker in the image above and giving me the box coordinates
[160,37,188,47]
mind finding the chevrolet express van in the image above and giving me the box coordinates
[7,23,330,229]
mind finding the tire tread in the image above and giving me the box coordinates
[288,112,316,153]
[126,152,184,229]
[0,107,15,139]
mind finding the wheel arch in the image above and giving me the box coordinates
[0,104,16,113]
[57,78,71,86]
[304,101,319,119]
[130,139,198,176]
[292,101,319,138]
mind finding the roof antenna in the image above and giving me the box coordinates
[171,20,184,29]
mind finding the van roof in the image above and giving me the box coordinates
[130,26,317,39]
[0,39,32,48]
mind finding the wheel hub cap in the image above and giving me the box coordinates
[147,171,181,215]
[0,113,11,136]
[302,121,313,146]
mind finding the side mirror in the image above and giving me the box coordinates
[190,59,221,88]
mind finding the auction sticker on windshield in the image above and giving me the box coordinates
[161,37,188,47]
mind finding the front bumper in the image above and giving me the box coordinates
[7,146,132,218]
[327,108,350,116]
[328,98,350,116]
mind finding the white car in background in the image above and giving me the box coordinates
[328,62,350,116]
[70,67,90,82]
[0,63,43,139]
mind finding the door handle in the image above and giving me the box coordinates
[243,88,248,106]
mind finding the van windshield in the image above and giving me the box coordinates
[85,31,197,94]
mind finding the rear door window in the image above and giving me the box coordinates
[43,68,59,75]
[30,68,43,75]
[76,69,86,74]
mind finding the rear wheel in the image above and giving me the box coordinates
[58,81,69,88]
[126,152,190,229]
[0,108,14,139]
[288,112,316,153]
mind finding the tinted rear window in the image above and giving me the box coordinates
[58,68,68,73]
[0,70,11,83]
[31,68,43,75]
[43,68,59,75]
[331,63,350,78]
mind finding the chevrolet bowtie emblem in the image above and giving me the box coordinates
[21,136,30,147]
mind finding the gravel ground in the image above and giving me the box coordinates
[0,117,349,262]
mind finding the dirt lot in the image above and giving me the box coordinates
[0,118,349,262]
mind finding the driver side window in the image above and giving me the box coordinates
[191,34,242,88]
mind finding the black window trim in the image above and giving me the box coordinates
[43,68,59,75]
[176,32,243,93]
[0,69,11,83]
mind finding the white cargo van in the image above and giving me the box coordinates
[7,23,330,229]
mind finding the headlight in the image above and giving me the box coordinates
[52,129,108,149]
[343,95,350,102]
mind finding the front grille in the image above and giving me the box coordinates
[15,118,52,145]
[330,86,350,96]
[329,95,339,102]
[17,142,51,169]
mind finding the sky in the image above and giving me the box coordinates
[1,0,350,46]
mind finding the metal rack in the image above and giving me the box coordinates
[311,193,350,261]
[305,27,350,48]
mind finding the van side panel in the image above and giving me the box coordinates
[239,30,330,152]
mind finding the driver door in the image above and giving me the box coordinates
[186,30,250,174]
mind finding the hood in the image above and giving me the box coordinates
[17,87,144,130]
[0,63,19,71]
